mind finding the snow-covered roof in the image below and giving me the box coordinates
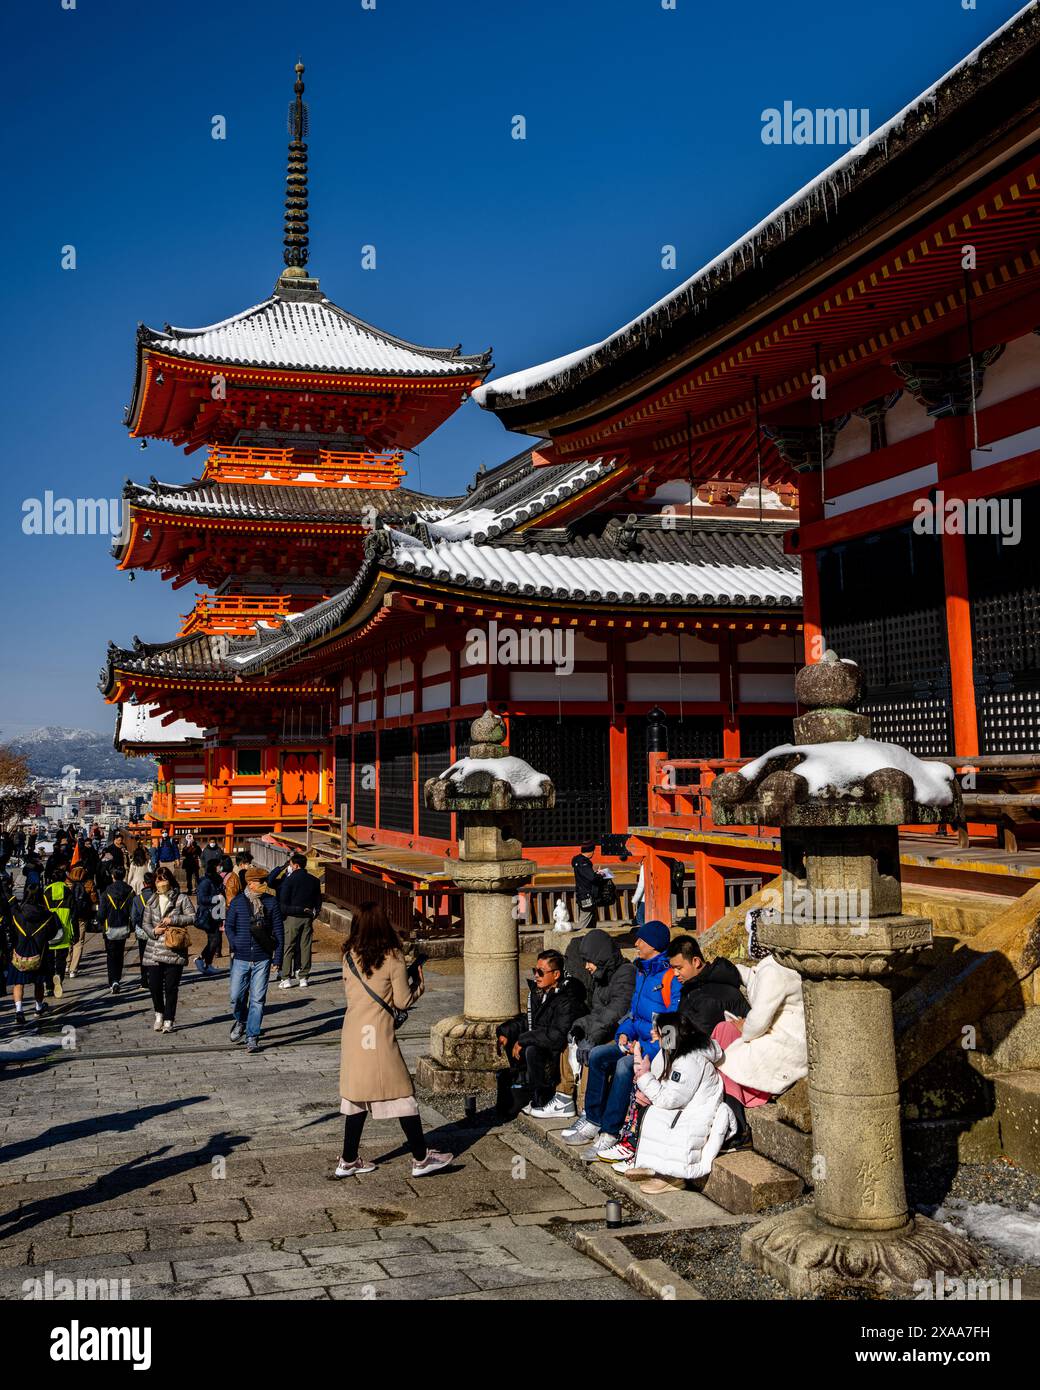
[474,3,1037,411]
[140,294,491,379]
[121,477,455,523]
[116,703,205,748]
[435,456,617,541]
[388,535,801,606]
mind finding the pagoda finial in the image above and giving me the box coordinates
[281,59,310,279]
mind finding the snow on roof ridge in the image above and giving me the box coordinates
[474,2,1034,405]
[388,536,801,606]
[160,297,277,337]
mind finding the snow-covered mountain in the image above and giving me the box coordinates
[1,726,150,781]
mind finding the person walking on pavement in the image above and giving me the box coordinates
[66,860,98,979]
[193,861,226,976]
[42,868,74,998]
[97,865,135,993]
[127,846,150,894]
[140,866,193,1033]
[181,837,201,895]
[6,898,57,1025]
[200,838,222,876]
[131,872,157,988]
[336,903,451,1179]
[152,831,181,884]
[225,867,283,1054]
[268,852,322,989]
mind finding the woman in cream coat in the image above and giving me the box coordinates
[336,903,452,1180]
[718,909,808,1097]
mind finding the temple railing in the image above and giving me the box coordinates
[646,755,760,833]
[203,444,405,488]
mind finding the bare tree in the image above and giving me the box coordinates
[0,744,35,830]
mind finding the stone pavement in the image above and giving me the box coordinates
[0,935,641,1301]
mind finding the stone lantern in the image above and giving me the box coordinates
[415,711,555,1093]
[710,651,978,1297]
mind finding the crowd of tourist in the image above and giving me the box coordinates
[496,908,808,1196]
[2,821,806,1192]
[0,824,322,1053]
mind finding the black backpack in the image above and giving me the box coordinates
[103,884,133,941]
[594,874,617,908]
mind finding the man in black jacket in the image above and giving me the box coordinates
[267,853,322,988]
[571,842,602,932]
[668,934,753,1146]
[500,949,585,1119]
[667,935,748,1033]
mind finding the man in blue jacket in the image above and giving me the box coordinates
[560,919,677,1157]
[224,868,284,1055]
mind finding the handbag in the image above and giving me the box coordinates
[345,951,409,1029]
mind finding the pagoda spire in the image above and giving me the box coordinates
[278,60,319,296]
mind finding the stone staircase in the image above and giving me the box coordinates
[698,875,1040,1191]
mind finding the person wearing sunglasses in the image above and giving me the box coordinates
[499,949,586,1119]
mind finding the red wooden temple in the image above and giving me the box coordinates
[472,8,1040,925]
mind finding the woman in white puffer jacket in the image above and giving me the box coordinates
[718,908,807,1098]
[632,1012,736,1193]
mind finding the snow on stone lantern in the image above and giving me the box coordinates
[415,710,555,1093]
[709,650,979,1297]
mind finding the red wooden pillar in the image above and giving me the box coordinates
[695,851,726,934]
[608,636,628,833]
[799,470,824,663]
[935,415,980,757]
[645,845,673,926]
[718,630,740,757]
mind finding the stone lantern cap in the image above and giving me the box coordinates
[710,650,961,828]
[424,710,555,814]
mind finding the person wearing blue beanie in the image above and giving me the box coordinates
[634,920,670,954]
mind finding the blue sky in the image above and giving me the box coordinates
[1,0,1024,732]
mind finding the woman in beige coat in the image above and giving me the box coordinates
[336,904,452,1180]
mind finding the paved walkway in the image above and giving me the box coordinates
[0,937,640,1301]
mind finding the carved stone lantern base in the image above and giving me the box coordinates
[742,1206,979,1299]
[416,1017,506,1094]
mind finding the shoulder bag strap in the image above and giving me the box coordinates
[344,951,403,1023]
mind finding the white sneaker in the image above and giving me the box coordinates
[162,1020,173,1033]
[334,1156,375,1177]
[153,1014,163,1031]
[528,1093,577,1119]
[278,978,293,990]
[581,1132,618,1161]
[297,976,308,988]
[412,1150,452,1178]
[597,1141,635,1163]
[561,1117,599,1145]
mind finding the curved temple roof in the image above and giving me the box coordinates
[139,294,492,379]
[473,3,1039,418]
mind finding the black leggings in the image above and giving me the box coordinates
[342,1112,426,1163]
[145,963,183,1022]
[201,929,223,965]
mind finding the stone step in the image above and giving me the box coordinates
[746,1104,815,1184]
[968,1006,1040,1078]
[701,1149,804,1214]
[993,1069,1040,1175]
[902,1115,1002,1170]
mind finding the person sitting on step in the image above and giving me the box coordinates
[497,949,586,1119]
[629,1010,736,1194]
